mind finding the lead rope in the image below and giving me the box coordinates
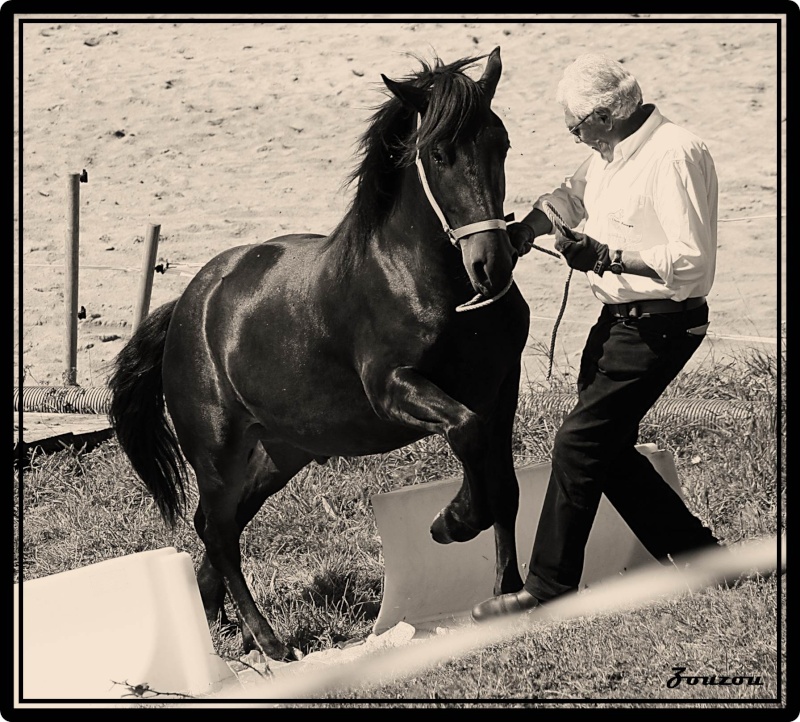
[538,201,574,380]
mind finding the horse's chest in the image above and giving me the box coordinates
[425,308,528,390]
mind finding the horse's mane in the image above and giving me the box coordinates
[323,53,489,266]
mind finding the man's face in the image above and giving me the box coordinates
[565,109,613,162]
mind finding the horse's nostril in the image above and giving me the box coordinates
[472,260,489,286]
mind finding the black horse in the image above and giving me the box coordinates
[109,47,530,660]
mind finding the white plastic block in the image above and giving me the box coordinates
[371,444,683,633]
[17,547,234,700]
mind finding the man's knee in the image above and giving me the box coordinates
[550,418,609,509]
[552,421,584,471]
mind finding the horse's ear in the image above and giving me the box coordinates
[381,74,428,114]
[479,47,502,104]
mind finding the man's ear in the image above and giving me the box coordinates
[595,106,614,128]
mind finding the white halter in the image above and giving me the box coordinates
[414,114,509,247]
[413,113,514,311]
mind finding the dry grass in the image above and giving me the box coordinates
[14,345,785,704]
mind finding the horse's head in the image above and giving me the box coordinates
[382,47,516,301]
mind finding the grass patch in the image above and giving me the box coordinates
[15,345,785,703]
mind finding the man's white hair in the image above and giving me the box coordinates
[555,53,643,121]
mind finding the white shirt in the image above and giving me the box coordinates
[533,105,718,304]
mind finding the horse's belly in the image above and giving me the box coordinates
[243,377,428,457]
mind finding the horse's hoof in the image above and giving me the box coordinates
[242,636,291,662]
[430,508,482,544]
[430,511,454,544]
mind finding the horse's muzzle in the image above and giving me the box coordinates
[460,229,516,298]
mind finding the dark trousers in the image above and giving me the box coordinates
[524,302,719,603]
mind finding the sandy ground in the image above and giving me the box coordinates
[14,15,786,389]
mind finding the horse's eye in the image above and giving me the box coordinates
[431,148,445,164]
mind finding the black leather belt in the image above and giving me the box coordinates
[605,296,706,318]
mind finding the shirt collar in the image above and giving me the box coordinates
[612,104,663,162]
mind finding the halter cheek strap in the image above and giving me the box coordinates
[414,114,508,247]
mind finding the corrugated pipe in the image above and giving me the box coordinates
[15,386,113,415]
[15,386,770,432]
[531,392,771,431]
[14,386,768,429]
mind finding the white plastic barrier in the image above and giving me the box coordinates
[16,547,234,700]
[371,444,683,634]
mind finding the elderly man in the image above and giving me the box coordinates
[472,53,720,620]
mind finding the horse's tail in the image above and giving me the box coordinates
[108,299,188,528]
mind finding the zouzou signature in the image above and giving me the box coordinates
[667,666,764,688]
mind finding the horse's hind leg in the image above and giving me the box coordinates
[191,436,312,660]
[194,511,233,632]
[193,439,271,633]
[195,441,312,643]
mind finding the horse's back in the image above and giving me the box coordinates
[185,233,328,287]
[170,233,332,329]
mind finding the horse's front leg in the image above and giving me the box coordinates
[485,364,524,595]
[365,365,494,543]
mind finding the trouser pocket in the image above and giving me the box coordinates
[686,322,710,336]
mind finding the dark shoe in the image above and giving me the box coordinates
[471,588,541,622]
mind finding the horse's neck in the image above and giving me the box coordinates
[364,179,472,316]
[378,171,453,267]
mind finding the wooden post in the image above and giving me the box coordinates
[133,223,161,331]
[64,173,81,386]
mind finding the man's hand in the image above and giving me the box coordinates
[507,221,536,256]
[554,229,611,276]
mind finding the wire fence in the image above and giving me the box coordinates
[16,211,786,278]
[15,210,785,388]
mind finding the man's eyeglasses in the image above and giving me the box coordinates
[569,110,596,137]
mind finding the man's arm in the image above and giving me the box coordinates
[609,249,661,278]
[640,157,717,285]
[554,232,661,278]
[511,158,591,255]
[517,207,661,278]
[517,207,553,238]
[507,208,553,255]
